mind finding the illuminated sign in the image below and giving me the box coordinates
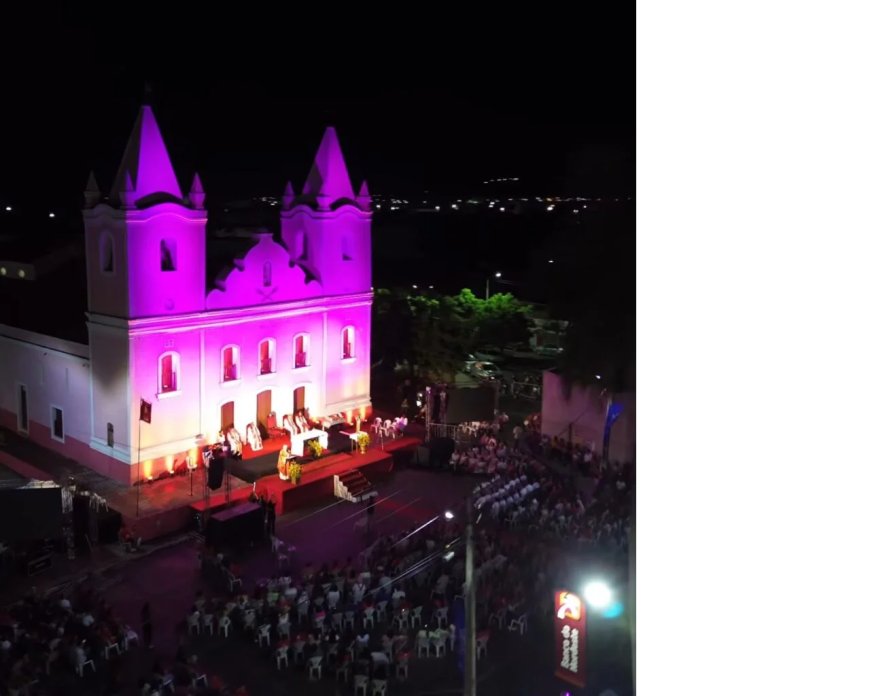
[554,590,587,688]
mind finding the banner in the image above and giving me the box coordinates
[554,590,587,688]
[139,398,152,424]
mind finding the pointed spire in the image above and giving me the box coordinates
[357,180,371,211]
[109,105,182,206]
[282,180,296,209]
[119,171,135,208]
[84,170,101,208]
[302,127,355,209]
[188,172,205,209]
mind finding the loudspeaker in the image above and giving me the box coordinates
[430,437,455,468]
[208,457,225,490]
[415,445,430,467]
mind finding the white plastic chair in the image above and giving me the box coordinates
[202,614,214,636]
[433,606,448,628]
[354,674,369,695]
[187,615,201,635]
[258,624,271,647]
[75,655,96,677]
[371,679,388,695]
[509,613,528,635]
[396,657,409,679]
[416,634,430,658]
[219,615,231,638]
[476,634,489,658]
[410,606,423,628]
[308,655,323,680]
[432,635,447,657]
[344,610,356,630]
[103,641,120,659]
[275,645,289,669]
[362,607,375,629]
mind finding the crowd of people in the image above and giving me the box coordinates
[449,413,635,556]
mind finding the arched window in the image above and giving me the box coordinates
[221,345,240,382]
[100,233,114,273]
[259,338,276,375]
[341,327,355,360]
[158,352,180,394]
[263,262,272,287]
[160,239,177,272]
[293,333,310,368]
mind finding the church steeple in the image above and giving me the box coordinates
[357,180,371,211]
[282,180,296,209]
[84,170,101,208]
[301,127,355,209]
[188,172,206,209]
[109,105,183,207]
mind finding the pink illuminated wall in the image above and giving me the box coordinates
[76,106,372,483]
[206,234,322,310]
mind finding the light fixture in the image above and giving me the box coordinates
[4,206,11,212]
[548,259,554,264]
[49,213,56,218]
[495,272,502,278]
[582,580,613,609]
[444,510,454,520]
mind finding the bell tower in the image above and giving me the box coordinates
[82,104,207,318]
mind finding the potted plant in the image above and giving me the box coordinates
[307,439,323,459]
[288,461,303,485]
[357,432,370,454]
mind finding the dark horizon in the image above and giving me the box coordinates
[0,13,634,218]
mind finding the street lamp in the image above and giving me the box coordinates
[582,580,614,610]
[485,272,502,300]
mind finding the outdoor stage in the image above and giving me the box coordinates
[105,435,421,541]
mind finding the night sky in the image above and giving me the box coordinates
[0,10,634,218]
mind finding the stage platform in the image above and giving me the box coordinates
[128,435,421,541]
[233,426,361,484]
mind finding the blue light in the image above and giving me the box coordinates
[602,601,624,619]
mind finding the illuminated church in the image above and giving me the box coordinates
[0,106,373,484]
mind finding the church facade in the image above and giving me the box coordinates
[0,106,373,484]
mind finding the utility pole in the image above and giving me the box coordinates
[464,497,477,696]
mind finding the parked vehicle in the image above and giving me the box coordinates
[469,361,503,381]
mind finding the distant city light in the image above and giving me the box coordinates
[49,212,56,218]
[499,207,505,212]
[572,209,579,214]
[428,285,434,289]
[548,259,554,264]
[412,284,418,289]
[451,204,458,210]
[17,269,25,278]
[444,510,454,520]
[0,268,5,276]
[376,204,381,209]
[546,205,554,212]
[595,374,601,380]
[4,206,10,212]
[494,272,502,278]
[434,205,440,211]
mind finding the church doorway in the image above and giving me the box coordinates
[293,386,306,413]
[220,401,235,432]
[256,390,272,431]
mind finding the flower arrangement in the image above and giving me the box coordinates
[288,461,303,484]
[357,432,370,454]
[307,439,323,459]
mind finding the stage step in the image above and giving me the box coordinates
[333,469,377,504]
